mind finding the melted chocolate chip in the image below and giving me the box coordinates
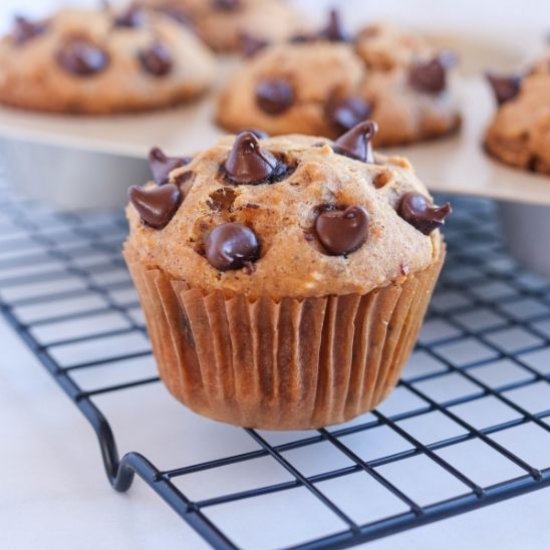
[486,72,522,105]
[326,96,372,134]
[409,53,454,94]
[224,131,281,184]
[12,15,46,45]
[114,5,145,28]
[139,42,173,77]
[333,120,378,163]
[315,206,369,256]
[129,184,182,229]
[255,79,294,115]
[56,38,109,76]
[207,187,237,211]
[239,32,269,57]
[148,147,191,186]
[398,192,452,235]
[205,223,260,271]
[212,0,241,11]
[318,9,350,42]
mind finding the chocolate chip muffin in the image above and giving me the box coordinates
[0,5,216,114]
[216,11,461,146]
[484,50,550,174]
[124,122,450,429]
[143,0,305,53]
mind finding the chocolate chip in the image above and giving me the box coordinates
[409,52,455,94]
[12,15,46,45]
[315,206,369,256]
[148,147,191,186]
[486,72,522,105]
[139,42,173,77]
[332,120,378,163]
[237,128,269,139]
[239,32,269,57]
[205,223,260,271]
[256,79,294,115]
[326,96,372,134]
[207,188,237,211]
[224,131,280,184]
[212,0,241,11]
[318,9,350,42]
[56,38,109,76]
[114,6,145,28]
[129,184,182,229]
[398,192,452,235]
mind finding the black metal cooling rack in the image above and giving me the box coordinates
[1,181,550,549]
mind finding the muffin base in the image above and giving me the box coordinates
[124,245,445,429]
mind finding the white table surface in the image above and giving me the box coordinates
[2,1,550,548]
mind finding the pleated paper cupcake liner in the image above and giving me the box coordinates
[124,245,445,429]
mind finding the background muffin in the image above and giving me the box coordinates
[485,50,550,174]
[143,0,305,52]
[124,122,450,429]
[0,5,216,114]
[216,10,461,146]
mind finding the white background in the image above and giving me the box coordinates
[1,0,550,33]
[1,1,550,550]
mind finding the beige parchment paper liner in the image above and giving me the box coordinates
[124,245,445,430]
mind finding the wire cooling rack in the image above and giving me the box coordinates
[1,180,550,550]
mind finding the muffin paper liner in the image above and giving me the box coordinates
[124,246,445,429]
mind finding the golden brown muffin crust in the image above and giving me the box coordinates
[126,134,443,298]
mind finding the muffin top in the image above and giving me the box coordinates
[485,49,550,174]
[126,123,450,298]
[0,5,216,114]
[216,10,460,146]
